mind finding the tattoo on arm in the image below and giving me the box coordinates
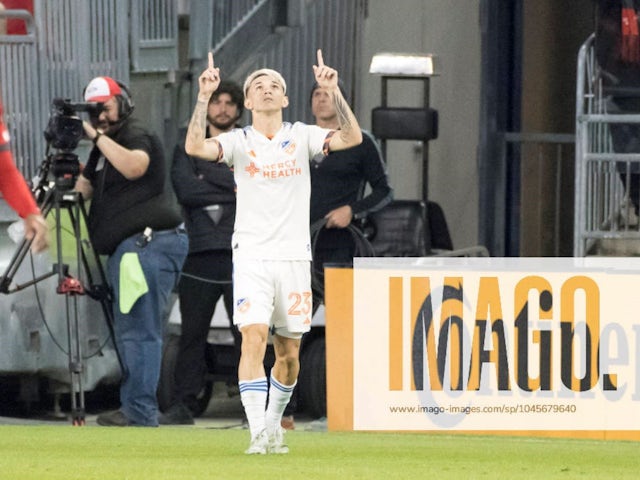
[333,93,355,143]
[186,100,208,148]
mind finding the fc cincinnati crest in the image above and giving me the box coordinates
[236,298,251,313]
[280,140,296,154]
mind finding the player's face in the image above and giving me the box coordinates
[245,75,288,112]
[208,93,239,130]
[311,88,336,123]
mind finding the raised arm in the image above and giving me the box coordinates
[185,52,223,160]
[313,49,362,152]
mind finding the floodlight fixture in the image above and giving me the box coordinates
[368,52,440,77]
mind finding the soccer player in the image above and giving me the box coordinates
[185,50,362,454]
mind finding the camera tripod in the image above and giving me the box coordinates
[0,153,120,426]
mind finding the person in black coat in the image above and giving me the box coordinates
[161,81,244,424]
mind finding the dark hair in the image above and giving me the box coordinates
[210,80,245,117]
[309,79,349,107]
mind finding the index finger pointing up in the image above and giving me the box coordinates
[316,49,325,67]
[208,52,214,69]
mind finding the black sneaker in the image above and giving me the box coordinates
[97,409,130,427]
[159,403,195,425]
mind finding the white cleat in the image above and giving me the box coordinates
[245,430,269,455]
[268,427,289,454]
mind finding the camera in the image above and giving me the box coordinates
[43,98,104,190]
[44,98,104,151]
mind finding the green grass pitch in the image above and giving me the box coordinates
[0,425,638,479]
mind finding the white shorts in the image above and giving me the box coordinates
[233,258,312,338]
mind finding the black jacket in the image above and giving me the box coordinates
[310,130,392,249]
[170,129,235,254]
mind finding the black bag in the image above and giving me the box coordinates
[364,200,453,256]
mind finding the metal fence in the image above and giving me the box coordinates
[211,0,267,51]
[481,130,575,258]
[130,0,178,72]
[185,0,364,125]
[505,132,575,257]
[231,0,363,124]
[1,0,179,180]
[0,1,130,179]
[574,34,640,256]
[0,9,42,180]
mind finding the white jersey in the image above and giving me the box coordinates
[217,122,332,261]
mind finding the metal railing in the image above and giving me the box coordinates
[211,0,267,52]
[502,132,576,257]
[224,0,363,123]
[179,0,364,128]
[574,34,640,256]
[130,0,178,72]
[0,8,42,179]
[35,0,130,108]
[1,1,180,178]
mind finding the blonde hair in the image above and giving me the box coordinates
[243,69,287,96]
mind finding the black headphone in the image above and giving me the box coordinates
[82,78,135,120]
[114,80,135,119]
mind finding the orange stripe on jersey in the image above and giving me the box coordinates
[323,130,335,155]
[213,138,224,162]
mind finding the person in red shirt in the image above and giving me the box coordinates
[0,91,49,252]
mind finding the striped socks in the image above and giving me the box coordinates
[239,377,268,438]
[265,375,296,435]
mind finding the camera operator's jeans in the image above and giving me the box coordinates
[107,228,188,426]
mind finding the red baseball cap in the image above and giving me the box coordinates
[84,76,122,102]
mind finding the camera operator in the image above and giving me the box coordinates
[73,76,188,427]
[0,85,49,252]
